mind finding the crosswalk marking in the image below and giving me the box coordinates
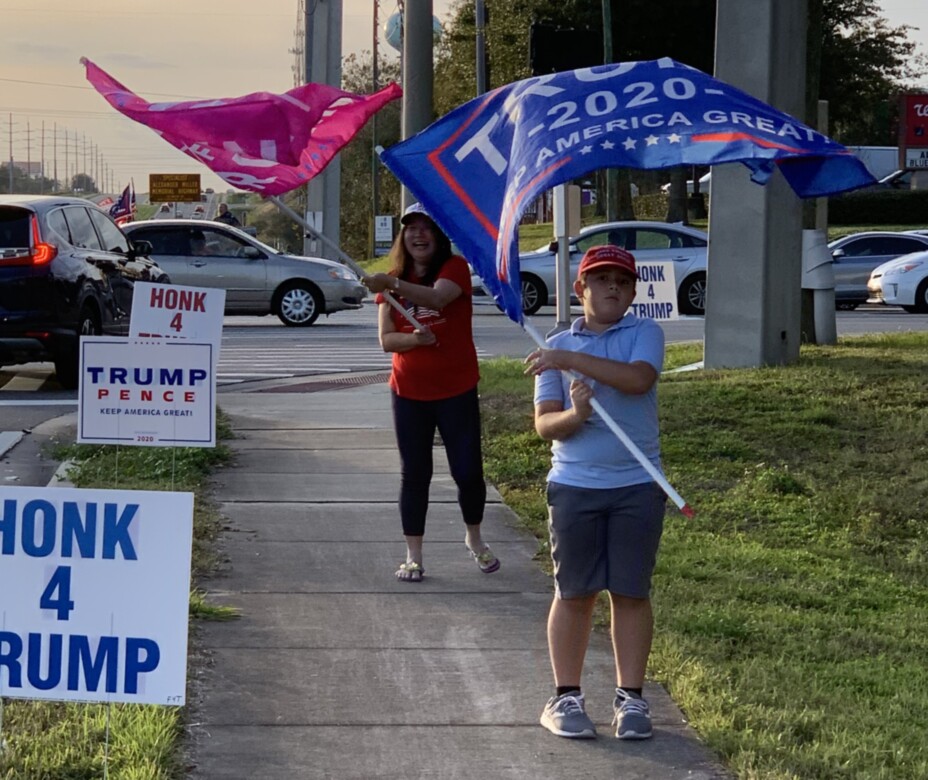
[0,344,492,391]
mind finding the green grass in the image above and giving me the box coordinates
[0,415,235,780]
[478,334,928,780]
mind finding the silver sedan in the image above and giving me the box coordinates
[123,219,367,326]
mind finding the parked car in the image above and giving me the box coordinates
[0,194,169,388]
[827,231,928,309]
[122,219,367,326]
[867,249,928,313]
[472,221,709,316]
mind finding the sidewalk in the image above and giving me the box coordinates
[187,375,731,780]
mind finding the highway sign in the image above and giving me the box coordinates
[149,173,202,202]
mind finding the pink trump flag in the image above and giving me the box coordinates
[82,58,401,195]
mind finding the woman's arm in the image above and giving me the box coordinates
[365,273,463,311]
[378,300,436,353]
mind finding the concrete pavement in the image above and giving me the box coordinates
[185,373,731,779]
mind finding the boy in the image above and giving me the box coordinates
[524,244,667,740]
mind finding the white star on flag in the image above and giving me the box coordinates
[601,140,615,150]
[668,133,682,143]
[645,135,660,146]
[623,137,637,150]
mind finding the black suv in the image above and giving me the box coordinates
[0,195,169,388]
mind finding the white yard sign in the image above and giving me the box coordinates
[629,262,679,321]
[78,338,215,447]
[0,486,194,705]
[130,282,225,372]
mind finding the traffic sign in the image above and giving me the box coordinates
[149,173,202,202]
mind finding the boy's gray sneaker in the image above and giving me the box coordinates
[613,688,652,739]
[540,693,597,738]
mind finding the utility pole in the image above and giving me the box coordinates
[401,0,434,210]
[602,0,618,221]
[303,0,343,261]
[371,0,380,258]
[475,0,487,95]
[7,114,13,193]
[53,122,58,192]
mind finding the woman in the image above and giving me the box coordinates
[363,203,499,582]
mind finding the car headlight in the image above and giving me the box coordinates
[328,265,358,281]
[884,260,924,277]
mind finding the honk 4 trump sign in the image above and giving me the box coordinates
[0,486,194,705]
[78,338,215,447]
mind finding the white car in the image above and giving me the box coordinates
[867,250,928,313]
[828,231,928,309]
[471,221,708,316]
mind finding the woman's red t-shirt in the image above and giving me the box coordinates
[376,255,479,401]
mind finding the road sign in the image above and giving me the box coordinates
[149,173,202,202]
[899,95,928,171]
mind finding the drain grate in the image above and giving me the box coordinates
[257,372,391,393]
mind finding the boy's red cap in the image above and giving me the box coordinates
[577,245,639,280]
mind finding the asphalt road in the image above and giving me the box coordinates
[0,303,926,437]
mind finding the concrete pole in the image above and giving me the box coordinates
[704,0,807,368]
[401,0,434,211]
[303,0,343,261]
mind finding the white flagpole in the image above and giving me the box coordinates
[267,195,423,330]
[522,320,694,518]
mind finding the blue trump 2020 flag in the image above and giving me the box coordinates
[380,58,875,323]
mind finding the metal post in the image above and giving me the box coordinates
[475,0,487,95]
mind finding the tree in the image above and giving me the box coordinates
[820,0,923,143]
[71,173,96,193]
[0,163,59,194]
[433,0,923,221]
[435,0,601,115]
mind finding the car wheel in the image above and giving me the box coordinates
[55,305,101,390]
[276,281,322,326]
[909,279,928,314]
[521,275,547,316]
[678,273,706,315]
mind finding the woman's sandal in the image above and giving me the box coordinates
[396,561,424,582]
[466,544,500,574]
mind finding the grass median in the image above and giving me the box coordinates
[0,417,233,780]
[478,333,928,780]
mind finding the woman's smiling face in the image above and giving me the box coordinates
[403,215,438,263]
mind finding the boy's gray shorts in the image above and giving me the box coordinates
[546,481,666,600]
